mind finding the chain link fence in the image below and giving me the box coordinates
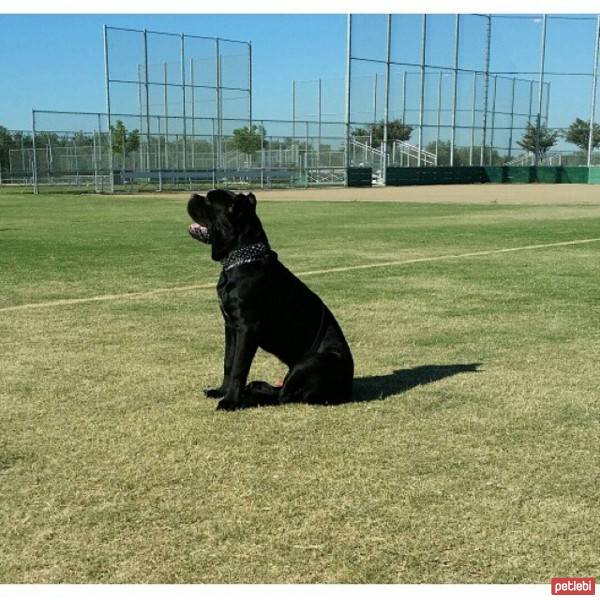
[2,14,599,192]
[347,14,600,171]
[25,111,363,192]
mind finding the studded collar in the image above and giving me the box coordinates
[220,242,271,271]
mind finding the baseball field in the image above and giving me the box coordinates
[1,184,598,583]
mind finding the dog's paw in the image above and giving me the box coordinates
[204,387,226,398]
[216,398,241,411]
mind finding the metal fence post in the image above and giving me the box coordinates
[93,124,98,192]
[96,112,103,192]
[305,120,309,187]
[527,79,533,126]
[345,14,353,177]
[260,121,265,189]
[73,139,79,186]
[435,70,442,162]
[588,15,600,167]
[469,72,477,166]
[535,14,547,166]
[479,14,492,166]
[103,24,114,192]
[383,14,392,182]
[215,38,222,170]
[163,62,169,170]
[181,33,187,173]
[137,63,144,170]
[450,14,460,167]
[190,57,195,170]
[211,117,216,187]
[489,75,497,164]
[418,14,427,167]
[373,73,378,125]
[31,109,39,194]
[157,116,163,192]
[20,132,26,174]
[248,41,253,126]
[292,79,296,139]
[318,78,322,174]
[402,70,407,127]
[143,30,151,174]
[507,76,516,160]
[45,141,51,182]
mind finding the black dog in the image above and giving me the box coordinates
[187,189,354,411]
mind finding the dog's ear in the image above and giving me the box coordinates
[187,193,205,220]
[229,192,257,218]
[189,193,206,204]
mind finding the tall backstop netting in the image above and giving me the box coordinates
[2,14,598,192]
[346,14,600,179]
[27,26,350,192]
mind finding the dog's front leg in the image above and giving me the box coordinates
[204,325,235,398]
[216,329,257,411]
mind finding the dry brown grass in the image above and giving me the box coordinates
[1,191,599,583]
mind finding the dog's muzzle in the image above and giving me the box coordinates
[189,223,211,244]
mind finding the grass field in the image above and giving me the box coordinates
[1,186,599,583]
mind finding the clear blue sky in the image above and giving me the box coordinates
[0,14,346,130]
[1,13,598,142]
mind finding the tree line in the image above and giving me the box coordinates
[0,121,140,168]
[354,118,600,162]
[2,117,600,170]
[228,118,600,163]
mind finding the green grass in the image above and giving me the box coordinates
[1,192,599,583]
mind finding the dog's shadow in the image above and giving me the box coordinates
[236,363,482,410]
[349,363,482,404]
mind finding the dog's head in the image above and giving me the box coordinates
[187,189,266,261]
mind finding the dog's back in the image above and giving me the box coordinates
[219,254,352,369]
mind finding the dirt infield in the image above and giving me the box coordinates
[127,183,600,205]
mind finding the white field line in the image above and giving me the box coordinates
[1,237,599,314]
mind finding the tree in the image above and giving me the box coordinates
[371,120,413,146]
[352,127,370,139]
[0,130,32,173]
[189,138,213,154]
[36,132,61,147]
[109,121,141,170]
[11,131,32,147]
[269,137,295,151]
[72,130,94,147]
[352,120,413,148]
[125,129,140,153]
[110,120,129,156]
[565,118,600,152]
[425,140,505,166]
[231,125,266,158]
[0,126,13,169]
[516,121,559,161]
